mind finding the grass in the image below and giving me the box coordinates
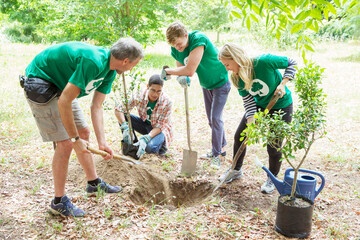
[335,52,360,62]
[1,34,360,239]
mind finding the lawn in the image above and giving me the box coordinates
[0,33,359,239]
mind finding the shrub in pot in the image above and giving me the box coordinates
[244,62,327,238]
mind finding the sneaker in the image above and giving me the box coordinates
[261,177,275,194]
[218,168,243,183]
[86,178,123,194]
[200,151,226,160]
[49,195,86,217]
[210,155,221,169]
[158,143,168,156]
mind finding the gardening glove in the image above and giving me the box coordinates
[120,122,134,144]
[160,66,171,81]
[133,134,152,158]
[176,76,191,88]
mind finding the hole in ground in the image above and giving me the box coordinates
[128,171,213,206]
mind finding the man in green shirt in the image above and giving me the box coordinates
[23,38,144,217]
[161,21,230,169]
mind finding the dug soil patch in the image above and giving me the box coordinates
[68,154,213,207]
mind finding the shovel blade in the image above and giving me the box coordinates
[181,149,197,175]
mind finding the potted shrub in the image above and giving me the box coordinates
[244,61,327,238]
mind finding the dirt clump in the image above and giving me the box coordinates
[68,154,214,207]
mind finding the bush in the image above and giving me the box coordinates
[316,19,355,41]
[3,22,41,43]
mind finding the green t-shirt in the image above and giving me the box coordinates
[25,41,116,98]
[237,54,292,109]
[145,100,157,124]
[171,31,228,90]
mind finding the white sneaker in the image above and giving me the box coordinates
[261,177,275,194]
[218,168,243,183]
[210,155,221,169]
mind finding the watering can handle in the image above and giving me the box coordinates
[286,168,326,198]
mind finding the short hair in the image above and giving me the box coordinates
[148,74,164,87]
[166,21,187,44]
[110,37,144,62]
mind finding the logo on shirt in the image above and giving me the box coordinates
[249,79,269,97]
[85,78,104,94]
[146,106,153,122]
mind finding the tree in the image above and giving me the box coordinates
[228,0,359,59]
[1,0,178,44]
[176,0,231,43]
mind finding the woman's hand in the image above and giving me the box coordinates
[275,77,290,98]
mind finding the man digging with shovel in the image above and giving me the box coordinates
[115,74,173,159]
[21,38,144,217]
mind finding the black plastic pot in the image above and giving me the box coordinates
[275,195,314,239]
[121,140,140,160]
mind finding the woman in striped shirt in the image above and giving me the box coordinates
[217,43,297,194]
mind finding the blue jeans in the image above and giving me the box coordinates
[202,80,231,156]
[124,114,166,154]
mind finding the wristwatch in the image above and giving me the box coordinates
[70,136,80,143]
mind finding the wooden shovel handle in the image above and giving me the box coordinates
[87,146,137,163]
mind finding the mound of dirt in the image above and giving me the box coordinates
[68,154,214,207]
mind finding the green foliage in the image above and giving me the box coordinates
[317,19,355,41]
[3,22,41,43]
[245,62,327,198]
[229,0,359,59]
[107,67,146,111]
[1,0,179,44]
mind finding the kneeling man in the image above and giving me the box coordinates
[115,74,173,158]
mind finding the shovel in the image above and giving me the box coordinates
[213,91,282,192]
[181,87,198,175]
[87,146,143,165]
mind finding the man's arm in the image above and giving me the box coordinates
[114,108,126,124]
[148,127,161,138]
[165,46,204,77]
[91,90,113,159]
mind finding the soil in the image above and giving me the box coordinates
[279,195,312,208]
[67,154,213,206]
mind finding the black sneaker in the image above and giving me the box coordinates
[158,143,168,156]
[86,178,122,194]
[49,195,86,217]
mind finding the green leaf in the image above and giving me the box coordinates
[333,0,340,7]
[246,16,251,30]
[349,0,359,9]
[252,3,260,15]
[323,8,329,20]
[304,44,314,52]
[259,1,265,16]
[247,0,252,8]
[326,2,337,15]
[250,13,259,23]
[231,10,242,19]
[291,22,303,33]
[310,9,322,20]
[231,0,242,9]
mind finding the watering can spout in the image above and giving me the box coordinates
[261,166,285,194]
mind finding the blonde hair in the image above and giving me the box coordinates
[218,43,253,90]
[166,21,187,44]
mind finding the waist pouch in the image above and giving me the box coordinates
[19,75,61,105]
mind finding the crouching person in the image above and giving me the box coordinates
[115,74,173,159]
[22,38,144,217]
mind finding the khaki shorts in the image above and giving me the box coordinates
[25,94,88,142]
